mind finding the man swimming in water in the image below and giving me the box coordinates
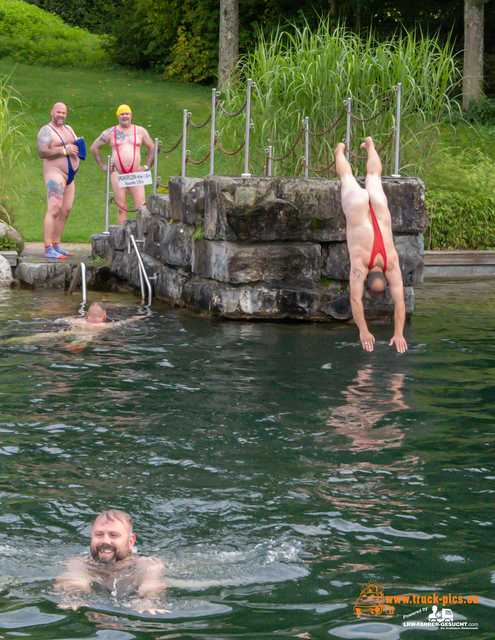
[55,509,166,613]
[90,105,155,225]
[10,302,143,350]
[334,137,407,354]
[37,103,83,260]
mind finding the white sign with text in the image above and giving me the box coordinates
[117,171,152,188]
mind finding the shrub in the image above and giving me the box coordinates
[24,0,123,36]
[462,96,495,126]
[426,146,495,250]
[426,189,495,250]
[0,0,110,70]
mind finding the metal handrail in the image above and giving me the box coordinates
[128,234,153,306]
[68,262,87,305]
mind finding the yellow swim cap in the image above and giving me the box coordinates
[116,104,132,116]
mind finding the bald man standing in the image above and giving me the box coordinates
[37,103,82,260]
[90,105,155,225]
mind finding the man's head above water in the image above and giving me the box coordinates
[90,509,136,564]
[86,302,107,324]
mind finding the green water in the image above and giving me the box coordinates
[0,280,493,639]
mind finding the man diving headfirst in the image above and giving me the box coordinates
[37,103,85,260]
[334,137,408,354]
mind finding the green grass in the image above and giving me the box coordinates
[0,60,215,242]
[0,0,108,70]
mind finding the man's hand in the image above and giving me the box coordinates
[389,334,408,354]
[66,143,79,156]
[360,330,375,352]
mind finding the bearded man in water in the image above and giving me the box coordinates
[334,137,407,354]
[90,105,155,225]
[37,102,83,260]
[55,510,166,613]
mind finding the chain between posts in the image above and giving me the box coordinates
[158,134,183,154]
[306,109,346,136]
[349,88,397,123]
[188,114,212,129]
[215,138,245,156]
[216,97,248,118]
[186,150,211,165]
[346,128,396,161]
[109,196,140,214]
[302,159,337,174]
[268,127,305,163]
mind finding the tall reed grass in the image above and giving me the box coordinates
[0,74,30,224]
[218,21,461,178]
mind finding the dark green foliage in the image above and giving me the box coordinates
[0,235,16,250]
[462,96,495,125]
[0,0,109,69]
[107,0,468,85]
[24,0,123,35]
[426,189,495,250]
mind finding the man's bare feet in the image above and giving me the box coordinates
[360,136,375,151]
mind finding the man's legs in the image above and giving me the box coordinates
[110,173,130,225]
[52,182,75,244]
[361,137,388,215]
[334,143,369,215]
[43,170,68,247]
[128,185,146,213]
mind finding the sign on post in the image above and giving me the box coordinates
[117,171,153,188]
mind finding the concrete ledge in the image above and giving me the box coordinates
[424,251,495,277]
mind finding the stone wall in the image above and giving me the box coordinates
[92,175,428,321]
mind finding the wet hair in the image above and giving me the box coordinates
[94,510,133,533]
[365,271,387,295]
[87,302,106,322]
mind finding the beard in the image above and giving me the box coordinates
[90,543,128,564]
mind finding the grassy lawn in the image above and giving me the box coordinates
[0,60,221,242]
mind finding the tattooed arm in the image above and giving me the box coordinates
[37,126,62,160]
[138,127,155,170]
[90,129,112,171]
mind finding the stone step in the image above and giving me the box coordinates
[0,251,17,266]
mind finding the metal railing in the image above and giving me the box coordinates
[68,262,87,306]
[128,235,153,306]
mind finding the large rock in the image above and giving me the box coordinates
[109,225,127,251]
[394,234,424,285]
[15,262,70,288]
[92,233,110,259]
[182,278,328,320]
[154,265,190,306]
[322,242,350,280]
[0,254,13,287]
[204,176,344,242]
[192,240,322,284]
[144,218,194,268]
[168,177,205,225]
[204,176,428,242]
[146,194,170,220]
[152,267,414,321]
[0,222,23,254]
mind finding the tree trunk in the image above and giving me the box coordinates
[463,0,484,110]
[218,0,239,91]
